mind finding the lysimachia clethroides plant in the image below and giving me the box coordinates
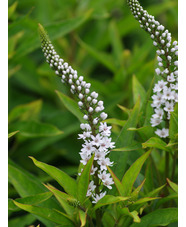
[39,23,115,203]
[11,1,178,226]
[127,0,178,138]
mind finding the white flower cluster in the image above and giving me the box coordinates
[127,0,178,138]
[39,24,115,203]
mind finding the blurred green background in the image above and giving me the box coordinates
[8,0,177,213]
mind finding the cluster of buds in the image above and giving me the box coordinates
[39,24,115,203]
[127,0,178,138]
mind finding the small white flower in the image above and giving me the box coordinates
[155,128,169,138]
[86,181,96,197]
[164,101,174,112]
[92,192,106,204]
[100,112,108,120]
[150,117,162,127]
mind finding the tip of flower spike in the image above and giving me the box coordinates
[38,23,50,44]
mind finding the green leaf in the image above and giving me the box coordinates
[103,118,126,127]
[56,90,84,123]
[12,10,92,59]
[10,120,63,138]
[8,159,61,227]
[146,184,166,197]
[78,155,94,204]
[132,197,159,205]
[13,201,74,226]
[9,99,42,123]
[121,150,151,196]
[30,157,78,198]
[79,210,87,227]
[44,184,75,217]
[8,192,53,211]
[76,36,116,73]
[117,104,131,116]
[110,97,141,180]
[8,130,19,138]
[120,208,140,223]
[142,137,170,152]
[93,195,129,211]
[130,208,178,227]
[109,20,123,67]
[112,143,141,152]
[8,214,36,227]
[169,103,178,141]
[132,75,146,107]
[8,1,18,20]
[107,167,125,196]
[127,126,154,141]
[167,178,178,193]
[131,179,146,200]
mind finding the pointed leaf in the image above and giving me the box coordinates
[132,197,159,205]
[10,120,63,138]
[120,208,141,223]
[142,137,170,152]
[167,178,178,193]
[9,100,42,123]
[9,192,52,211]
[110,97,141,180]
[112,143,141,152]
[76,36,116,73]
[79,210,87,227]
[8,130,19,138]
[107,167,125,196]
[132,75,146,107]
[103,118,126,127]
[78,155,94,203]
[13,201,74,226]
[45,184,75,217]
[56,90,84,123]
[93,195,129,211]
[29,157,78,198]
[130,208,178,227]
[121,150,151,196]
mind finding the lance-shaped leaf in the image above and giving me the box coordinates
[167,178,178,193]
[78,155,94,204]
[107,166,125,196]
[79,210,87,227]
[120,208,141,223]
[169,103,178,141]
[93,195,129,211]
[130,179,146,200]
[110,97,141,180]
[146,184,166,197]
[130,208,178,227]
[121,150,151,196]
[8,160,62,227]
[131,197,159,205]
[29,157,78,198]
[13,201,74,226]
[44,184,75,217]
[142,137,170,152]
[56,90,85,123]
[10,120,63,138]
[9,99,42,123]
[132,75,146,108]
[8,130,19,138]
[9,192,52,211]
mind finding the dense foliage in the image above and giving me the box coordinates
[8,0,178,226]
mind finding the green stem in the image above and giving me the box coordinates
[171,151,177,181]
[165,151,169,179]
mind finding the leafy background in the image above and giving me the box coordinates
[8,0,178,226]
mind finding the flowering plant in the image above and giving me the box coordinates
[8,0,178,226]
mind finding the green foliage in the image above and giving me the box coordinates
[8,0,178,226]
